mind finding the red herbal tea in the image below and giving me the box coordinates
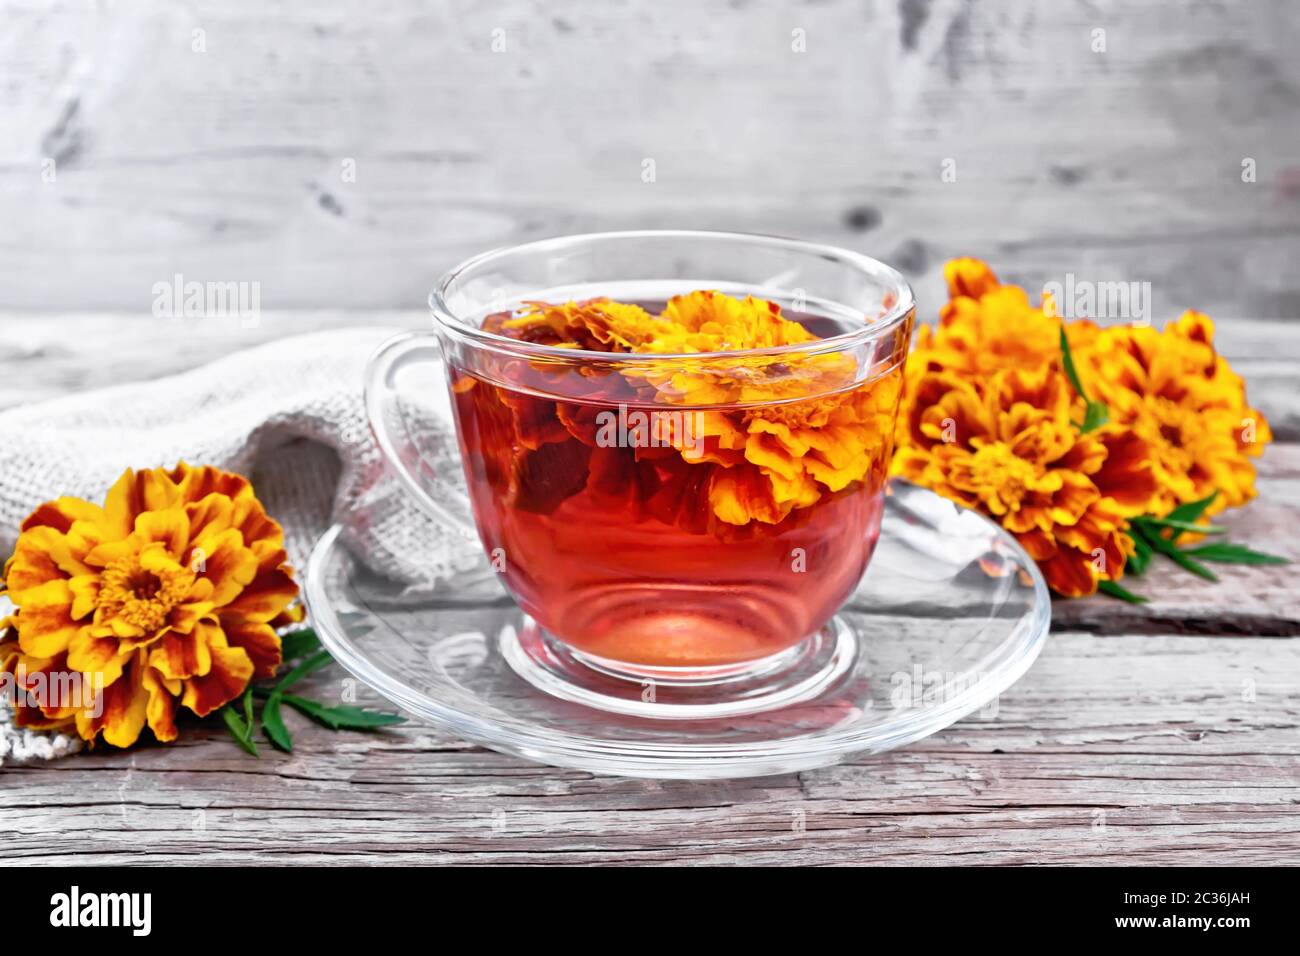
[445,292,905,671]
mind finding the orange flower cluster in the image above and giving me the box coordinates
[1,464,301,746]
[892,258,1271,596]
[491,291,900,528]
[1069,311,1271,518]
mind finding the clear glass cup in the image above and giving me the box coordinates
[367,231,914,710]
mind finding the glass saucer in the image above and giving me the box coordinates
[304,481,1051,779]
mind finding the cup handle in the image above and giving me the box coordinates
[364,331,478,539]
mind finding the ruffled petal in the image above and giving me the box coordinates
[134,508,190,559]
[169,462,253,506]
[19,496,105,535]
[189,527,259,608]
[142,666,179,742]
[103,468,181,538]
[13,579,81,658]
[219,616,282,680]
[184,492,235,542]
[78,650,150,747]
[709,469,790,526]
[181,643,255,717]
[222,551,299,623]
[944,257,1001,301]
[66,627,131,687]
[148,622,214,681]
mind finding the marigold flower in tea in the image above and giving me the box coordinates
[1,463,301,746]
[459,289,904,665]
[483,289,899,528]
[501,290,819,354]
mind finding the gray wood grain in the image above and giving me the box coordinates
[1,311,1298,863]
[2,0,1299,863]
[1056,444,1300,636]
[2,631,1296,864]
[0,0,1297,319]
[3,309,1295,633]
[4,310,1298,438]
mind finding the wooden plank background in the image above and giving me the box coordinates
[1,311,1296,866]
[2,629,1296,865]
[0,0,1296,320]
[1,0,1297,865]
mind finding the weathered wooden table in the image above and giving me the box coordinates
[1,311,1296,865]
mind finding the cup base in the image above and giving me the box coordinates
[499,616,856,720]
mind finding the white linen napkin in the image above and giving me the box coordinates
[0,326,475,763]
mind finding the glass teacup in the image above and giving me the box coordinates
[367,231,914,709]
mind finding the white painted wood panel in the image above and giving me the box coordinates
[1,0,1296,318]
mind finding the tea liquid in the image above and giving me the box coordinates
[450,304,899,669]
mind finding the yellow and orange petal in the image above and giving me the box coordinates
[181,643,255,718]
[2,462,300,747]
[75,648,149,748]
[943,257,1002,301]
[894,257,1268,597]
[1072,310,1271,516]
[486,290,899,528]
[891,355,1159,597]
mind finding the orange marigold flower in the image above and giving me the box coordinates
[892,365,1158,597]
[1,463,300,747]
[496,299,664,351]
[895,256,1273,596]
[1072,311,1272,516]
[485,290,900,527]
[944,256,1003,301]
[919,259,1062,380]
[894,257,1173,596]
